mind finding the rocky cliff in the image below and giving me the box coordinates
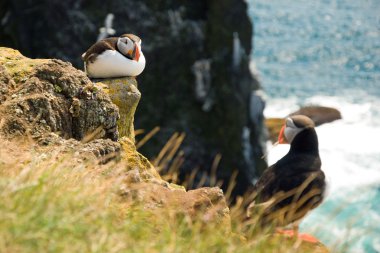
[0,0,267,197]
[0,47,230,226]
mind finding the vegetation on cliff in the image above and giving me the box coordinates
[0,138,329,253]
[0,47,330,252]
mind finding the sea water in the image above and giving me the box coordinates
[248,0,380,252]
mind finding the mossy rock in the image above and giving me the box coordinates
[94,77,140,141]
[0,47,49,83]
[119,137,161,179]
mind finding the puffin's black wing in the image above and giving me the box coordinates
[255,155,325,202]
[251,158,325,225]
[82,37,118,63]
[253,162,300,202]
[253,164,278,202]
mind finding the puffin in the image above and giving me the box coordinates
[247,115,326,232]
[81,33,146,78]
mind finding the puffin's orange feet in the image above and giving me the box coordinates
[276,228,320,244]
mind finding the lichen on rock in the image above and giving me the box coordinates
[0,47,119,142]
[93,77,141,141]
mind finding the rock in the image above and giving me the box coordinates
[120,172,230,226]
[94,77,141,141]
[0,47,119,142]
[0,0,267,198]
[0,48,126,165]
[119,137,161,179]
[290,106,342,126]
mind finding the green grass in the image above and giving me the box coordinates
[0,140,329,253]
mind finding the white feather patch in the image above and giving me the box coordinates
[85,50,146,78]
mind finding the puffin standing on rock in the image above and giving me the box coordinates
[82,34,146,78]
[247,115,326,235]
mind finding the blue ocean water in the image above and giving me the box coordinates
[248,1,380,252]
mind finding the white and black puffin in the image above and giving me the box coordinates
[248,115,326,230]
[81,33,146,78]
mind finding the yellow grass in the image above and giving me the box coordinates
[0,138,330,253]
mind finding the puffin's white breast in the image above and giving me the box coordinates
[85,50,146,78]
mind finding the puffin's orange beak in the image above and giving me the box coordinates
[127,49,133,58]
[133,42,140,61]
[278,125,288,144]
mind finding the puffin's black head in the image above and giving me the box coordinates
[117,33,142,61]
[278,115,315,144]
[120,34,141,44]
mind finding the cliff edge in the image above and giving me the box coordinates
[0,47,230,226]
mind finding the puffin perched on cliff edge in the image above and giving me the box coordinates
[82,33,146,78]
[247,115,326,231]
